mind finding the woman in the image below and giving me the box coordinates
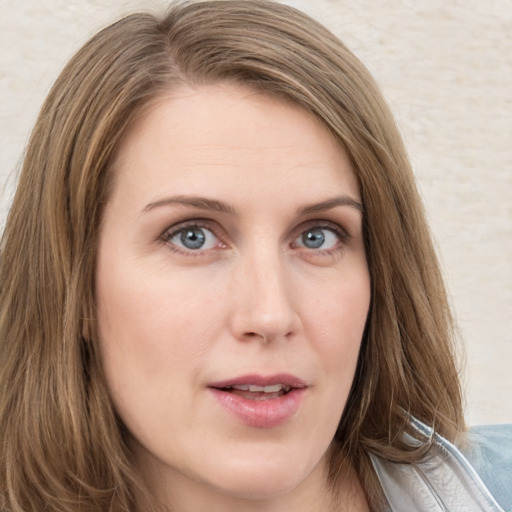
[0,1,510,511]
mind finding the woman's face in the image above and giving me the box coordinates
[96,83,370,507]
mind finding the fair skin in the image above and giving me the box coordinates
[96,83,371,512]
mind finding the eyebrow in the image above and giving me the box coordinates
[142,194,363,215]
[297,196,363,215]
[143,195,237,215]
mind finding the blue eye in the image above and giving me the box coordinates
[168,226,219,251]
[302,229,325,248]
[295,227,340,250]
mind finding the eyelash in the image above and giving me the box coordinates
[292,222,350,255]
[160,219,350,257]
[161,219,224,257]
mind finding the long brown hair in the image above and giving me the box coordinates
[0,1,464,510]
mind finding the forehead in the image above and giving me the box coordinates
[109,82,360,209]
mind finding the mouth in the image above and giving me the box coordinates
[208,373,307,399]
[217,383,293,401]
[207,374,307,428]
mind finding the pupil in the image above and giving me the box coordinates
[180,228,206,249]
[303,229,324,248]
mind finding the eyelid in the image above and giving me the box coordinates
[292,219,350,243]
[289,220,352,262]
[159,217,351,257]
[162,218,215,239]
[160,218,227,254]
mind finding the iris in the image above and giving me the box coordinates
[180,228,206,249]
[302,229,325,249]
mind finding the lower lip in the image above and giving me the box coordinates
[208,388,306,428]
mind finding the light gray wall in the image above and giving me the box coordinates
[1,0,511,424]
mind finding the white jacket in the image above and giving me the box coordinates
[370,417,512,511]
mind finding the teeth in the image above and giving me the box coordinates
[229,384,291,393]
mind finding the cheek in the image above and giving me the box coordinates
[308,269,370,383]
[312,266,370,337]
[94,275,227,449]
[94,259,226,402]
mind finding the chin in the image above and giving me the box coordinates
[210,471,305,501]
[201,449,323,501]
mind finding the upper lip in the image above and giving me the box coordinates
[208,373,307,390]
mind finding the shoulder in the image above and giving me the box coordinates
[460,424,512,512]
[370,418,512,511]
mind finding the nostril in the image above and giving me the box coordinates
[243,331,268,342]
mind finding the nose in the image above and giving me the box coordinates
[229,249,300,344]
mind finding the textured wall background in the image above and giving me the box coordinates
[1,0,511,425]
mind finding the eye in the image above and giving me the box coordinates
[166,225,220,252]
[293,226,344,251]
